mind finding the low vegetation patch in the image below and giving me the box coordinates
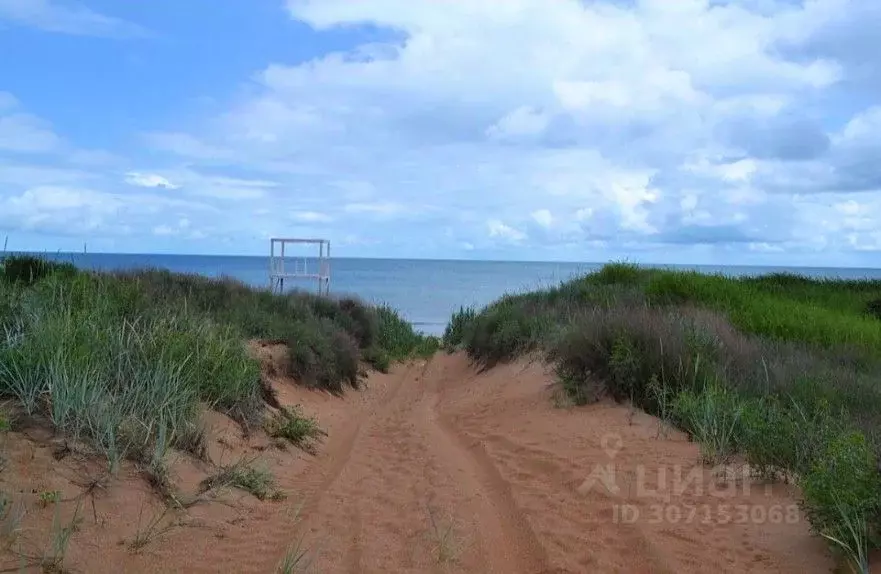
[0,254,434,480]
[449,262,881,572]
[201,458,284,501]
[265,406,326,453]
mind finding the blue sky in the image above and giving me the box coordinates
[1,0,880,265]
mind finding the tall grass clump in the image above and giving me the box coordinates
[448,262,881,564]
[443,306,477,350]
[0,272,260,470]
[375,305,440,360]
[0,255,76,286]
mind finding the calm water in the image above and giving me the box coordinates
[28,253,881,336]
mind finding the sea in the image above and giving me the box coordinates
[24,253,881,336]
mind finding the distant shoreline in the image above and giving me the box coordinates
[9,249,881,272]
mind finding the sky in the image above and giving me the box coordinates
[0,0,880,266]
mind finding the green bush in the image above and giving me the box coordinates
[443,306,477,349]
[464,301,548,367]
[0,255,77,286]
[286,319,361,393]
[374,305,439,360]
[587,262,648,286]
[866,298,881,321]
[801,431,881,573]
[547,307,722,408]
[672,384,743,465]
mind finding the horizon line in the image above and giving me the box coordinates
[6,249,881,271]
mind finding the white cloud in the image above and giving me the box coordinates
[0,110,59,153]
[487,106,550,141]
[342,201,426,219]
[139,0,870,258]
[292,211,333,223]
[143,132,233,161]
[0,184,218,239]
[7,0,881,261]
[487,219,526,243]
[531,209,553,228]
[125,172,179,190]
[0,0,148,37]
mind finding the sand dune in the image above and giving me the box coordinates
[0,351,831,573]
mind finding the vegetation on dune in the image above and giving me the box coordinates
[445,262,881,572]
[0,255,435,477]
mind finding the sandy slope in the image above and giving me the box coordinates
[0,351,833,573]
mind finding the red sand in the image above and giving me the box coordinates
[0,350,833,573]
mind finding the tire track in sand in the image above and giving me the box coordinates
[208,363,418,573]
[412,357,550,574]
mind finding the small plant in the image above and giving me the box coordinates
[201,459,285,501]
[38,491,61,508]
[129,502,175,553]
[276,501,315,573]
[42,501,82,573]
[276,538,314,574]
[647,373,673,438]
[801,430,881,571]
[265,406,326,454]
[425,504,463,565]
[673,383,743,465]
[818,494,870,574]
[0,492,25,550]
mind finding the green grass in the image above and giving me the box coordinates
[448,262,881,567]
[265,406,327,453]
[200,458,284,501]
[0,254,434,476]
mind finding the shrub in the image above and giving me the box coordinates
[866,298,881,320]
[0,255,77,286]
[464,301,548,367]
[801,431,881,573]
[331,297,378,350]
[587,262,647,286]
[362,347,391,373]
[287,319,361,393]
[443,306,477,350]
[375,305,439,360]
[547,307,720,408]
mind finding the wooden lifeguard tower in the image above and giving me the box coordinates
[268,238,331,296]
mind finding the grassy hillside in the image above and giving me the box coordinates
[0,255,437,475]
[444,263,881,573]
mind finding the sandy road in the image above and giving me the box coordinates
[243,353,832,573]
[0,352,832,573]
